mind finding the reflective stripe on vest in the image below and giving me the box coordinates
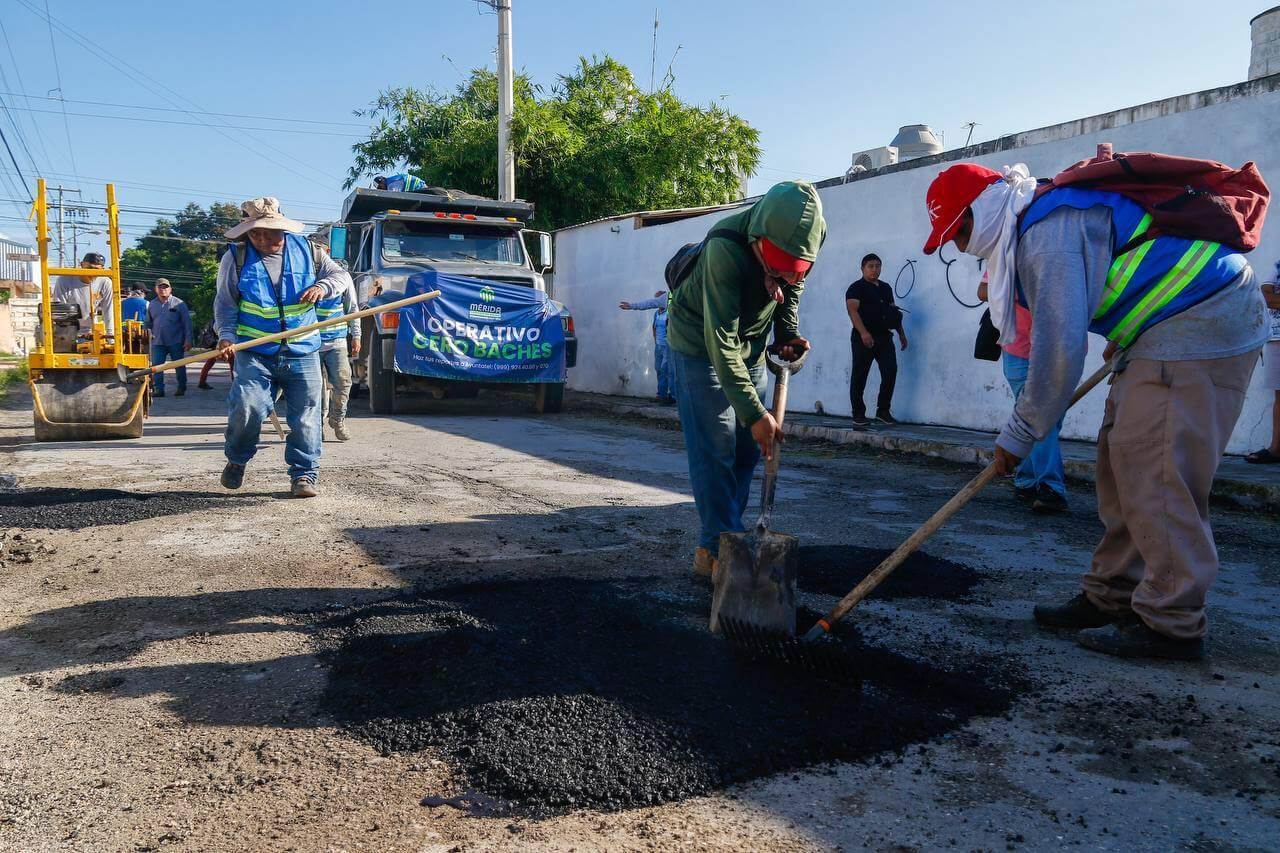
[1018,188,1245,346]
[316,298,348,342]
[233,233,320,356]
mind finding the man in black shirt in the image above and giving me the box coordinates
[845,253,908,426]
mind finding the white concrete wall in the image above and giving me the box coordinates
[554,83,1280,455]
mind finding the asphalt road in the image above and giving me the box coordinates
[0,371,1276,851]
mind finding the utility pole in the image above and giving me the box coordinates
[496,0,515,201]
[50,184,82,265]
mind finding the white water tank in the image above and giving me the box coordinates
[890,124,943,161]
[1250,6,1280,79]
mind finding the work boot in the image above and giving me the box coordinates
[1033,592,1123,630]
[198,382,213,390]
[330,419,351,442]
[175,388,186,397]
[220,463,245,490]
[1013,484,1037,504]
[291,478,319,499]
[692,546,716,579]
[153,389,165,398]
[1076,620,1205,662]
[1032,485,1068,515]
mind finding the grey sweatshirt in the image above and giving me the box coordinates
[213,247,353,345]
[997,206,1268,459]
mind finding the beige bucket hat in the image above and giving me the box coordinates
[225,196,305,239]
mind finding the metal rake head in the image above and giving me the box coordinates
[718,616,861,687]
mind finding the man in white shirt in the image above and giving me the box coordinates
[50,252,113,335]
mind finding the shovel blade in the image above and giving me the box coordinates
[709,528,797,637]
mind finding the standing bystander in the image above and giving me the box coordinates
[845,253,908,426]
[619,290,675,404]
[978,272,1067,513]
[144,278,193,398]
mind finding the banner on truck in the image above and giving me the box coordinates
[394,271,566,383]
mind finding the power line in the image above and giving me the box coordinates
[0,125,31,201]
[0,166,335,211]
[41,0,80,188]
[0,105,363,138]
[0,90,368,129]
[16,0,340,189]
[0,17,55,172]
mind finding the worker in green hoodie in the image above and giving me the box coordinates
[666,180,827,579]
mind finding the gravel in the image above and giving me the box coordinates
[315,577,1020,817]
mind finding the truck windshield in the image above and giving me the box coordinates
[381,220,525,265]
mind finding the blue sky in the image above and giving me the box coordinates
[0,0,1268,258]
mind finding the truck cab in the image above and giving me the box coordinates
[329,187,576,413]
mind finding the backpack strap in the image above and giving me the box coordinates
[230,240,324,281]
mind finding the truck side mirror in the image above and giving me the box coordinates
[533,231,553,272]
[329,226,349,263]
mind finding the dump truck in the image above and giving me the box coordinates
[323,187,576,414]
[27,179,150,441]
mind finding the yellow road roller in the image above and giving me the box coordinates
[27,179,150,441]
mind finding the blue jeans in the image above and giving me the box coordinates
[654,341,675,399]
[671,348,767,553]
[225,350,323,481]
[150,343,187,392]
[1002,353,1066,497]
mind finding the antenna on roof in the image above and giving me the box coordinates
[962,122,980,148]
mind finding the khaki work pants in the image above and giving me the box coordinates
[1082,350,1259,639]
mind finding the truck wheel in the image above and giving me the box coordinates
[368,336,396,414]
[532,382,564,414]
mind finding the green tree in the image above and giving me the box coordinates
[346,56,761,229]
[122,202,239,329]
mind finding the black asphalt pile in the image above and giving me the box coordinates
[0,488,265,529]
[315,577,1019,817]
[796,544,979,600]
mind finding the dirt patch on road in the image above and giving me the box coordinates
[314,577,1019,817]
[0,488,267,529]
[796,544,980,601]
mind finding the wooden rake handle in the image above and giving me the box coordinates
[803,359,1114,641]
[131,288,442,379]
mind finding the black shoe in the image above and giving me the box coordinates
[175,388,186,397]
[851,413,870,428]
[1033,592,1123,630]
[1076,620,1205,661]
[197,382,213,390]
[659,396,676,406]
[873,410,898,425]
[1013,484,1038,504]
[153,390,165,398]
[220,463,245,490]
[1032,485,1068,515]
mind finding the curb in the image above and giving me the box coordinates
[574,395,1280,514]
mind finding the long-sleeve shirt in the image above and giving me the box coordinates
[622,295,669,345]
[51,275,113,334]
[997,206,1268,459]
[319,279,360,353]
[213,246,353,345]
[145,296,192,347]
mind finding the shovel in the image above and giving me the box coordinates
[118,289,442,384]
[709,348,807,637]
[718,358,1115,681]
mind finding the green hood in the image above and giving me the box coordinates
[746,180,826,261]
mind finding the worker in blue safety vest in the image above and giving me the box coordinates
[374,173,427,193]
[922,162,1267,662]
[212,197,354,498]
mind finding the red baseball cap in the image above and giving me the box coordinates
[758,237,812,273]
[922,164,1002,254]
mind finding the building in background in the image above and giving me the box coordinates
[0,235,40,354]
